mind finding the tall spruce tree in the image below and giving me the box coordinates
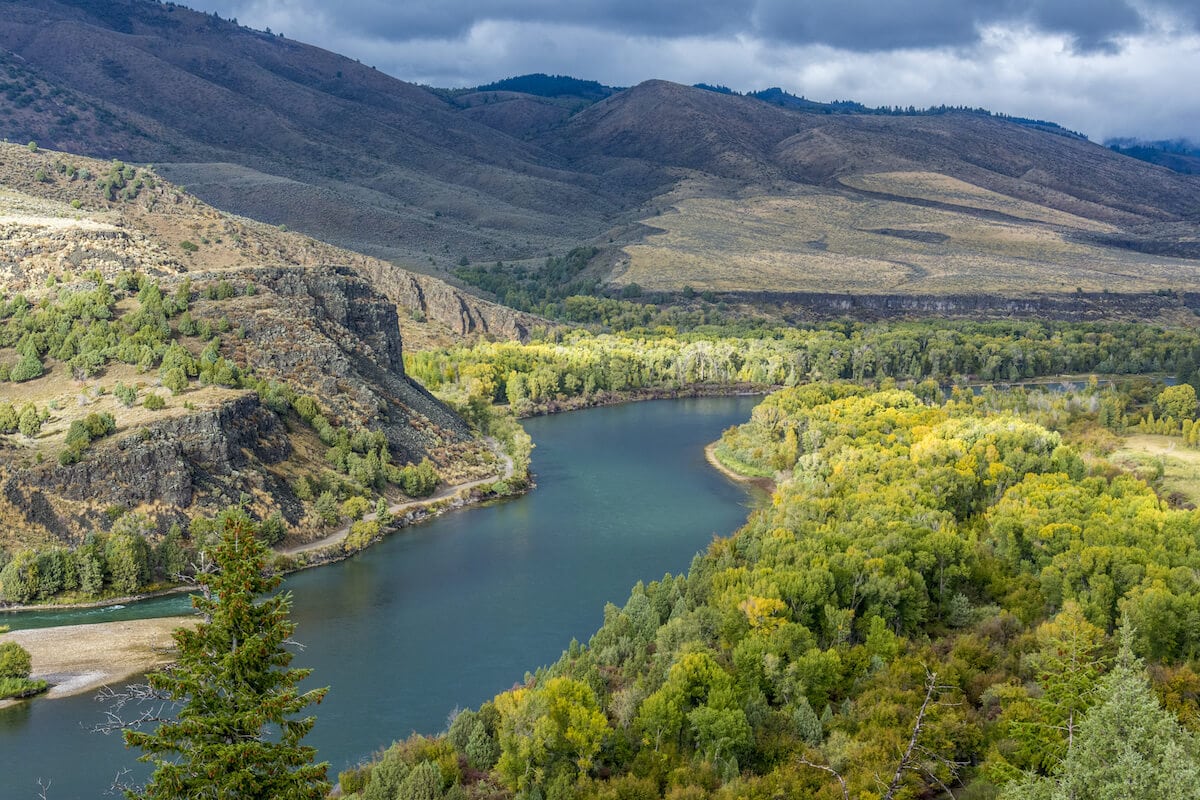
[121,515,329,799]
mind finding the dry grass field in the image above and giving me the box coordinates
[839,171,1120,231]
[1110,434,1200,507]
[617,177,1200,295]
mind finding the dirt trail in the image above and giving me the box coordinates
[281,440,514,556]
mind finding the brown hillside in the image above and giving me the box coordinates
[1,1,1198,306]
[0,141,526,548]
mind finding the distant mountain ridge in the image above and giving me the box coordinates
[1107,138,1200,175]
[0,0,1198,313]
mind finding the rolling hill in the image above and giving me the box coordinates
[0,0,1198,317]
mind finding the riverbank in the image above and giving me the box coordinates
[0,617,193,709]
[3,390,762,616]
[513,383,772,419]
[0,584,197,617]
[0,446,522,702]
[280,440,516,559]
[0,393,763,705]
[704,442,777,496]
[0,440,519,616]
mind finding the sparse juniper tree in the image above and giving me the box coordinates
[109,513,329,799]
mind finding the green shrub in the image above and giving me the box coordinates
[179,240,199,253]
[345,519,382,551]
[162,367,189,394]
[258,512,286,546]
[143,393,166,410]
[339,765,370,795]
[399,458,439,498]
[0,403,16,433]
[0,676,48,700]
[0,640,31,678]
[114,381,138,407]
[314,491,339,526]
[17,405,42,437]
[9,352,43,382]
[341,496,372,522]
[292,395,321,422]
[0,550,39,603]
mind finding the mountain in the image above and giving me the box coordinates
[1,0,1199,315]
[0,140,527,550]
[0,0,619,271]
[1107,138,1200,176]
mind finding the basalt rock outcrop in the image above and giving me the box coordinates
[0,146,494,547]
[3,394,298,542]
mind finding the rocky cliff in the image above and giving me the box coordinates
[3,394,297,542]
[0,143,498,548]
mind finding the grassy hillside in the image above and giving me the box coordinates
[0,141,507,557]
[619,181,1200,296]
[1,1,1197,312]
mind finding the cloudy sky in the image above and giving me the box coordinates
[184,0,1199,142]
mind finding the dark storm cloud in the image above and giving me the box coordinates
[196,0,1195,50]
[752,0,1147,52]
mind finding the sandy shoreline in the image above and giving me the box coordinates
[0,617,194,709]
[703,442,777,495]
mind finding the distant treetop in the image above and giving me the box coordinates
[470,73,620,100]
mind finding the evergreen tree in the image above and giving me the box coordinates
[1002,626,1200,800]
[121,515,329,799]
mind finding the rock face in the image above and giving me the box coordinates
[1,262,486,543]
[227,264,474,459]
[354,261,544,341]
[3,394,297,542]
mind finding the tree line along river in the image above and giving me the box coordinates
[0,396,762,800]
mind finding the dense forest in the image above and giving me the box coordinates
[406,320,1200,416]
[337,380,1200,799]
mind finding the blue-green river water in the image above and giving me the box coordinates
[0,396,761,799]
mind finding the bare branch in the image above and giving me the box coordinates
[797,757,850,800]
[91,683,177,735]
[882,668,940,800]
[104,767,136,797]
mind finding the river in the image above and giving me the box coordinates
[0,396,762,799]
